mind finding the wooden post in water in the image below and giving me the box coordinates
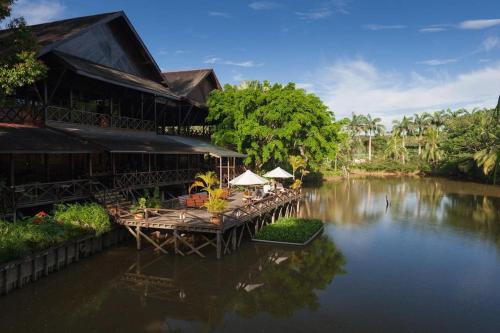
[136,226,142,250]
[216,231,222,259]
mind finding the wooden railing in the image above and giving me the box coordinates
[222,188,302,223]
[113,169,199,189]
[0,101,44,125]
[47,106,155,132]
[8,179,93,209]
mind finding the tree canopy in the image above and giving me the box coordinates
[0,0,47,98]
[207,81,342,171]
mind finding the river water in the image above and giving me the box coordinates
[0,177,499,333]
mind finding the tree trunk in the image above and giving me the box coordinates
[418,134,422,156]
[368,135,372,161]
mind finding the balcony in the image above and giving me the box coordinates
[113,169,199,189]
[47,106,156,132]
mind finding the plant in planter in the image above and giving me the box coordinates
[203,188,228,225]
[130,197,147,219]
[189,172,228,225]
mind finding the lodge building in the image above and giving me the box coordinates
[0,11,244,218]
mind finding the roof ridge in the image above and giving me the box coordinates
[27,11,121,28]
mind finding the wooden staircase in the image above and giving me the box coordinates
[91,183,133,217]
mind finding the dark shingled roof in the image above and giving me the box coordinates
[55,52,179,99]
[48,122,195,154]
[162,69,214,97]
[0,12,118,55]
[0,123,101,154]
[47,122,245,157]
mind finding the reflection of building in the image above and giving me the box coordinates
[114,236,345,329]
[0,11,244,216]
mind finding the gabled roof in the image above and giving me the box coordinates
[54,52,179,99]
[162,69,222,106]
[0,11,164,82]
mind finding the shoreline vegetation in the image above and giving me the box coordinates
[254,218,324,244]
[0,203,112,264]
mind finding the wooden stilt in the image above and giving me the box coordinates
[136,226,142,250]
[232,228,237,251]
[216,231,222,259]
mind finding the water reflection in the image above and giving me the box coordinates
[301,177,500,247]
[0,237,345,333]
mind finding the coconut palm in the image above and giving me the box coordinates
[429,110,446,129]
[474,148,499,184]
[413,113,430,157]
[423,127,443,165]
[364,114,385,161]
[384,133,407,163]
[392,116,412,163]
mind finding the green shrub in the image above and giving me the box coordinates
[255,218,323,244]
[54,203,111,236]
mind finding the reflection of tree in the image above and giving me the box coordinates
[302,177,500,249]
[231,236,346,318]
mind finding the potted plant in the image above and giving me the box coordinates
[130,197,146,220]
[189,172,228,225]
[204,189,228,225]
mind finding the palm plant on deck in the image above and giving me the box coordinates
[189,171,227,222]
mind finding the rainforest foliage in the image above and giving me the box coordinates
[207,81,343,172]
[341,104,500,184]
[0,0,47,98]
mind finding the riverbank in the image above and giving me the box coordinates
[322,169,421,182]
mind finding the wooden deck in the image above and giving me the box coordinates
[112,189,302,259]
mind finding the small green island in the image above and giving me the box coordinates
[254,218,324,245]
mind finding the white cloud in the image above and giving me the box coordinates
[420,27,446,33]
[296,8,332,20]
[10,0,65,24]
[417,58,458,66]
[459,18,500,30]
[309,59,500,126]
[204,57,262,68]
[295,0,349,20]
[208,11,230,18]
[249,1,281,10]
[480,36,499,52]
[363,24,406,31]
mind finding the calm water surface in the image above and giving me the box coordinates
[1,177,500,333]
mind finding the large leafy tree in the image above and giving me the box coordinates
[0,0,47,98]
[207,81,342,171]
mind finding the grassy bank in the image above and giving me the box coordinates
[254,218,323,244]
[0,203,112,263]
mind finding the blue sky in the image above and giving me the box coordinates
[9,0,500,124]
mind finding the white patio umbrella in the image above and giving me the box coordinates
[229,170,268,186]
[263,167,293,179]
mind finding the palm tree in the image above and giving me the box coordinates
[474,148,499,184]
[384,133,407,163]
[474,99,500,184]
[364,114,385,161]
[445,108,467,118]
[189,171,219,197]
[423,127,443,165]
[289,155,306,180]
[413,113,430,157]
[392,116,412,163]
[430,110,446,130]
